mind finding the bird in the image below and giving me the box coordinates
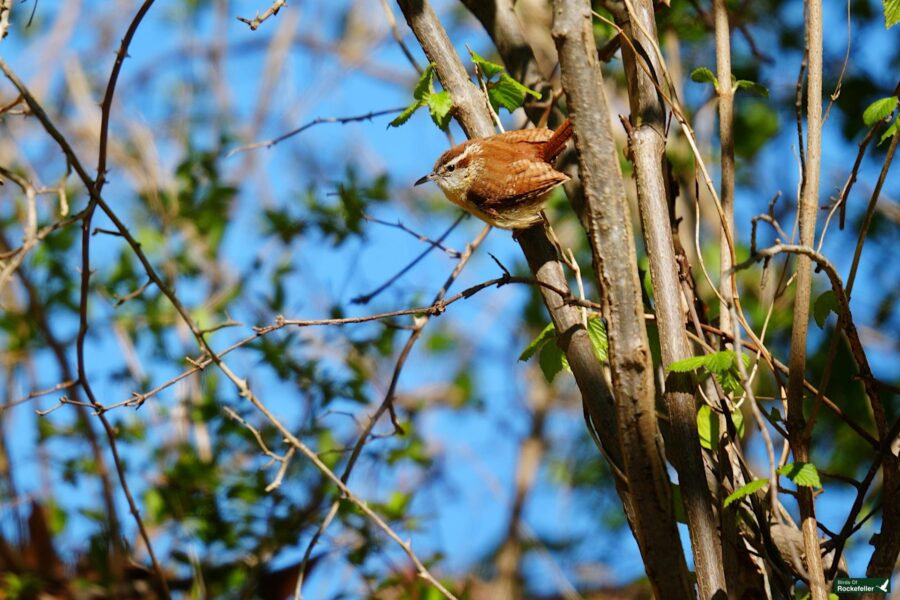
[415,119,574,229]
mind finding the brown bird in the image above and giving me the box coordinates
[415,119,574,229]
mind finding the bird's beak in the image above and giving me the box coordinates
[414,173,434,186]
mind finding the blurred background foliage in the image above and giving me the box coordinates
[0,0,897,598]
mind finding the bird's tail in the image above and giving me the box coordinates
[541,118,574,162]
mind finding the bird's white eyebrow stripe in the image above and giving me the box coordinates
[445,144,476,168]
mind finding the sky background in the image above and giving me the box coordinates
[1,0,898,597]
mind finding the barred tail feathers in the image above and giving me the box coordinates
[541,118,573,162]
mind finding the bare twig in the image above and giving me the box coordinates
[225,107,406,157]
[1,380,78,413]
[351,213,465,304]
[67,2,171,595]
[362,213,461,257]
[292,226,490,600]
[215,361,458,599]
[237,0,287,31]
[378,0,423,73]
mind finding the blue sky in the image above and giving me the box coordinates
[1,0,897,596]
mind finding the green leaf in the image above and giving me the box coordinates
[667,350,736,375]
[863,96,898,126]
[734,79,769,97]
[778,462,822,488]
[413,64,435,100]
[690,67,718,88]
[697,404,717,450]
[698,405,744,450]
[724,479,770,508]
[705,350,735,374]
[586,316,608,363]
[885,0,900,28]
[389,65,438,129]
[538,341,567,383]
[489,73,541,113]
[879,117,900,145]
[468,49,505,79]
[519,322,556,362]
[388,99,425,128]
[427,91,453,130]
[813,290,838,328]
[667,354,709,373]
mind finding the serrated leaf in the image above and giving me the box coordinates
[489,74,541,113]
[719,372,743,396]
[724,479,770,508]
[538,341,566,383]
[413,64,435,101]
[690,67,718,88]
[388,100,425,128]
[705,350,736,374]
[468,49,505,79]
[879,117,900,145]
[667,354,709,373]
[863,96,898,126]
[734,79,769,97]
[885,0,900,28]
[519,322,556,362]
[427,91,453,130]
[778,462,822,488]
[586,316,608,363]
[813,290,838,328]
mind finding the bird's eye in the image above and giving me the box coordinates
[446,163,456,172]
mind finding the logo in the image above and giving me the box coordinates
[833,577,891,594]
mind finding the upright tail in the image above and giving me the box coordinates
[541,118,573,162]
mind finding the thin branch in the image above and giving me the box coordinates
[714,0,736,339]
[214,359,458,600]
[225,107,406,157]
[292,226,491,600]
[1,380,78,413]
[237,0,287,31]
[351,213,465,304]
[362,213,461,258]
[70,2,170,595]
[378,0,423,73]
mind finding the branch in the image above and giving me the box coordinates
[236,0,287,30]
[553,1,692,596]
[225,107,406,157]
[614,0,726,593]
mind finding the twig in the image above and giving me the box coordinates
[225,107,406,157]
[61,1,171,594]
[351,213,465,304]
[293,226,490,599]
[377,0,423,73]
[1,380,78,413]
[821,0,852,126]
[213,360,458,600]
[363,213,461,257]
[236,0,287,31]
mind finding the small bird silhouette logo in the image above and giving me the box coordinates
[876,578,889,593]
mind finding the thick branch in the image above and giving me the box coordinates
[552,1,692,597]
[616,0,726,595]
